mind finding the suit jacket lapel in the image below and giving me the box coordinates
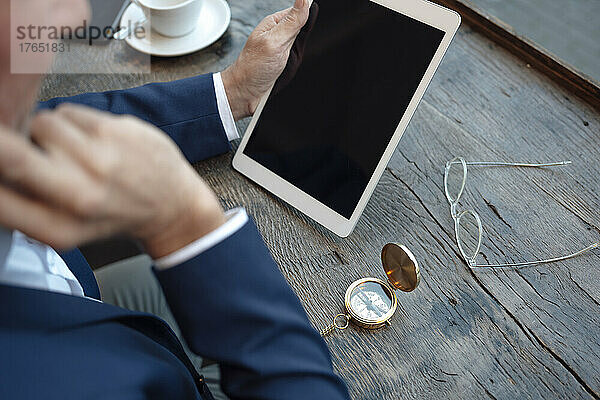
[0,283,202,385]
[0,283,143,331]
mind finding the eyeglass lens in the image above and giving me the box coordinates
[444,158,467,204]
[456,210,483,266]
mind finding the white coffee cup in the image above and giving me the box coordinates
[136,0,203,38]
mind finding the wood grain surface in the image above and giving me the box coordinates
[40,1,600,399]
[433,0,600,112]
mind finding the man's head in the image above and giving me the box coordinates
[0,0,89,131]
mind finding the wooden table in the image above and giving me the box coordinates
[41,1,600,398]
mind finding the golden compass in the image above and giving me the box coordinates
[320,243,420,336]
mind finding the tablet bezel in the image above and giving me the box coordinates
[233,0,460,237]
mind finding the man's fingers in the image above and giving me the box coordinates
[299,1,319,39]
[0,124,50,185]
[54,103,109,135]
[30,111,91,161]
[0,184,84,249]
[0,124,91,215]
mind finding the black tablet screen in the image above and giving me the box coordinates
[243,0,445,218]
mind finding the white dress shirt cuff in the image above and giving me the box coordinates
[153,208,249,270]
[213,72,240,141]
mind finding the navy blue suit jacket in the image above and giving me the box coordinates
[0,74,349,399]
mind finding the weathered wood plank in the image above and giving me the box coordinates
[38,0,600,398]
[432,0,600,111]
[463,0,600,82]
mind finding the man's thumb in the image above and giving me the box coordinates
[276,0,311,38]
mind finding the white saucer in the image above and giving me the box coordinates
[121,0,231,57]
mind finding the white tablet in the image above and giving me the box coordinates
[233,0,460,237]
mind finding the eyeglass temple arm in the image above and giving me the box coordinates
[471,242,599,269]
[464,161,572,168]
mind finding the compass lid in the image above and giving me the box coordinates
[381,243,420,292]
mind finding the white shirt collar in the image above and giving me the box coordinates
[0,230,85,297]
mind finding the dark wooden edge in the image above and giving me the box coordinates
[433,0,600,111]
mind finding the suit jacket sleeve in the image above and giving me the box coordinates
[154,218,350,400]
[37,74,231,164]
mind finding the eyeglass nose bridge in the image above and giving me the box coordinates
[450,203,459,219]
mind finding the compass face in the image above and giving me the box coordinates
[349,281,393,322]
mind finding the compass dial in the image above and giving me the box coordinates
[349,281,393,322]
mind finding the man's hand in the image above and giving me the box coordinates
[0,105,225,258]
[221,0,312,120]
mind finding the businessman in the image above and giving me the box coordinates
[0,0,349,399]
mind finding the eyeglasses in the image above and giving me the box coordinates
[444,157,599,268]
